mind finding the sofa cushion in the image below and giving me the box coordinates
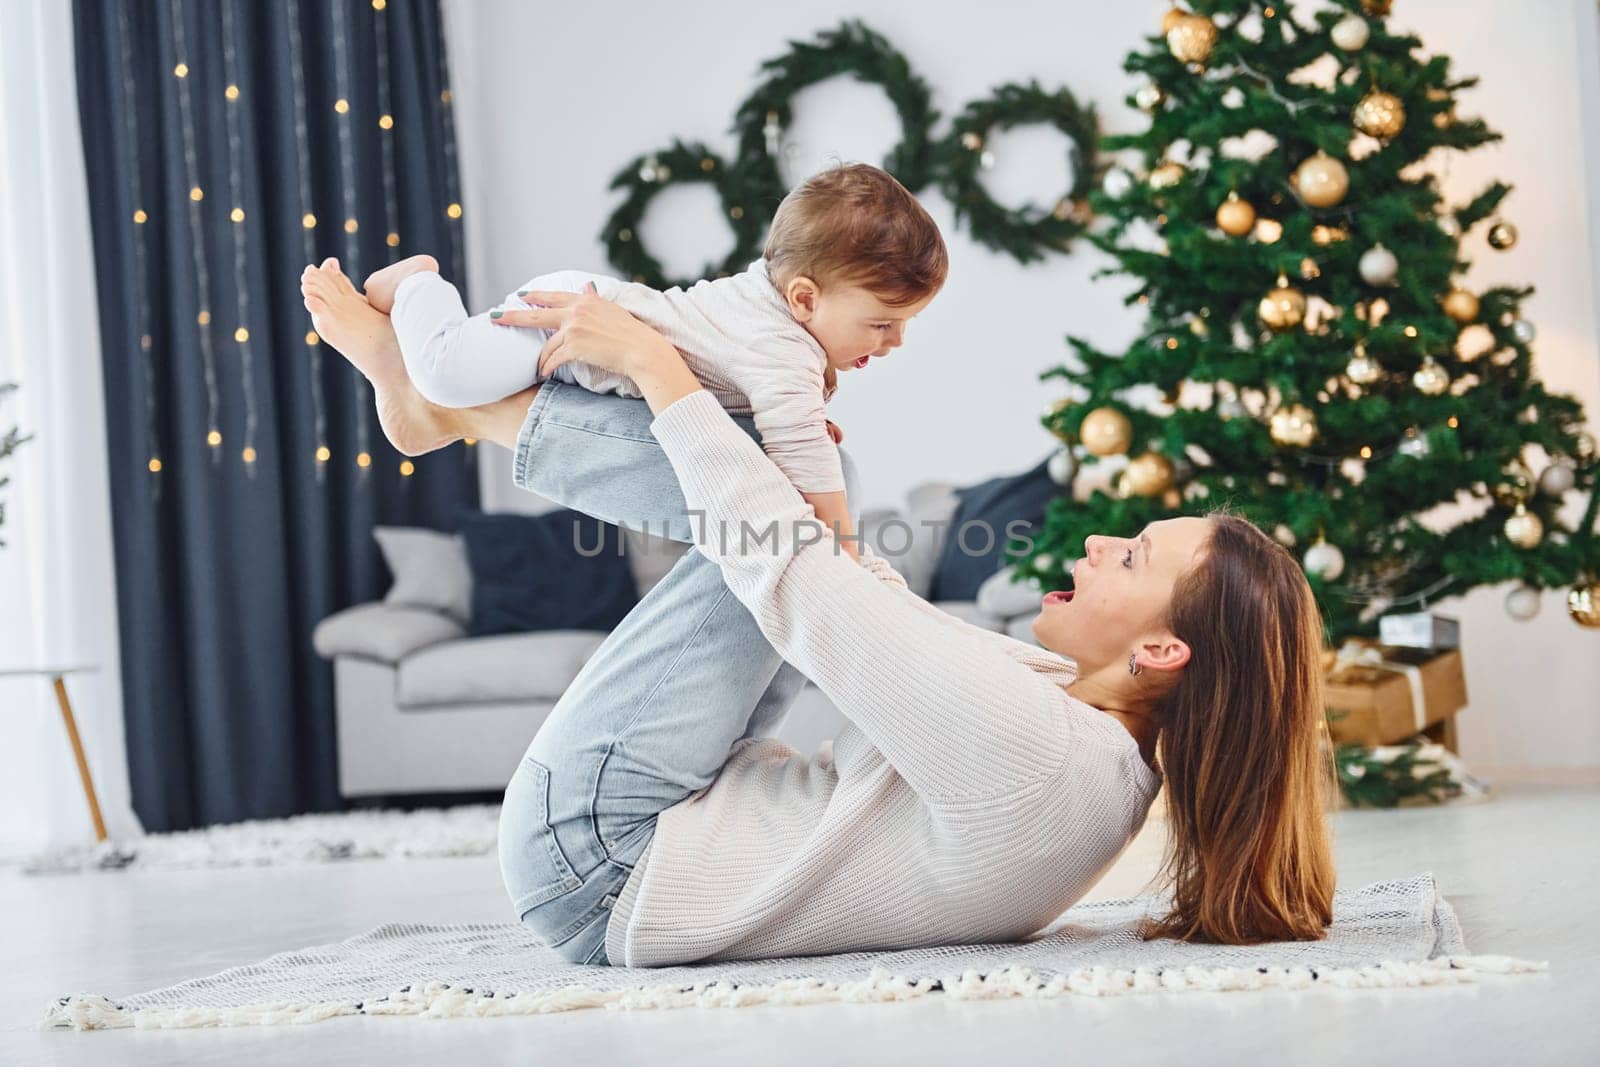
[861,482,958,599]
[976,566,1046,620]
[459,510,639,636]
[313,602,467,664]
[374,527,473,623]
[930,458,1060,601]
[396,630,609,707]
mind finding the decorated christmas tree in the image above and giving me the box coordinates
[1026,0,1600,641]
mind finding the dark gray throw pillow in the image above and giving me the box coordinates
[458,510,638,636]
[928,457,1061,602]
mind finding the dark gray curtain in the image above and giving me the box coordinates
[73,0,478,831]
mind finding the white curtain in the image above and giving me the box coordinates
[0,0,141,855]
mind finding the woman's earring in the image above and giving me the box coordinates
[1128,652,1142,677]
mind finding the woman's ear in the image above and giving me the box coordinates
[784,275,820,321]
[1142,635,1192,673]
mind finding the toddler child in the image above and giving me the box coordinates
[357,163,947,555]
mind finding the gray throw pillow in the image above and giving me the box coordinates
[373,527,473,623]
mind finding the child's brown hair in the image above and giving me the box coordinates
[764,163,948,307]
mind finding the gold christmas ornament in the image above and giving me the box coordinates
[1046,396,1074,441]
[1254,217,1284,244]
[1568,583,1600,628]
[1493,460,1535,505]
[1166,14,1218,64]
[1353,91,1406,139]
[1487,221,1518,250]
[1441,288,1480,323]
[1311,224,1347,246]
[1134,83,1166,111]
[960,131,984,151]
[1122,452,1176,497]
[1293,152,1349,208]
[1269,404,1318,448]
[1502,504,1544,549]
[1080,407,1134,457]
[1346,343,1383,384]
[1259,273,1307,331]
[1148,162,1187,189]
[1215,192,1256,236]
[1162,488,1183,509]
[1362,0,1392,14]
[1161,7,1187,34]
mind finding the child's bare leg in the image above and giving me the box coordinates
[302,257,533,455]
[363,253,439,314]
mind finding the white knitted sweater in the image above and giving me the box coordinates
[604,391,1162,968]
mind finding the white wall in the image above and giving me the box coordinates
[443,0,1600,773]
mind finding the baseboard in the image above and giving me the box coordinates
[1474,764,1600,785]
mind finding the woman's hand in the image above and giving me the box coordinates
[492,283,668,380]
[493,283,702,413]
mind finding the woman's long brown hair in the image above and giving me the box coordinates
[1145,512,1337,944]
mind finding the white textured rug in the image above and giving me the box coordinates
[44,875,1542,1030]
[24,806,499,875]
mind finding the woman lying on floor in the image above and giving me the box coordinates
[303,268,1336,968]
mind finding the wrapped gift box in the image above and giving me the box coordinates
[1321,640,1469,749]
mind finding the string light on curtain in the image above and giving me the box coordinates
[169,0,223,464]
[116,2,162,494]
[434,21,472,472]
[284,0,330,480]
[221,0,260,474]
[330,0,373,477]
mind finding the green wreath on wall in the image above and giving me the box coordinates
[934,82,1100,264]
[731,20,940,207]
[603,22,1099,289]
[601,142,770,291]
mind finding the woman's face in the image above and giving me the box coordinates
[1031,516,1213,669]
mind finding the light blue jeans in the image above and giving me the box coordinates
[497,381,858,966]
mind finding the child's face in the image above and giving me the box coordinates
[786,279,936,373]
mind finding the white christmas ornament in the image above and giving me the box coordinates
[1047,449,1078,486]
[1358,244,1399,286]
[1413,358,1450,395]
[1033,553,1056,573]
[1511,319,1536,344]
[1102,168,1134,199]
[1538,462,1576,496]
[1221,86,1245,109]
[1330,15,1370,50]
[1505,585,1541,621]
[1397,430,1431,459]
[1274,524,1297,547]
[1303,540,1345,580]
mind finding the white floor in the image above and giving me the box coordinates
[3,785,1596,1066]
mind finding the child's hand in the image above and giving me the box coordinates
[825,419,844,445]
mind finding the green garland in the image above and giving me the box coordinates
[934,82,1100,263]
[730,20,939,209]
[600,141,770,291]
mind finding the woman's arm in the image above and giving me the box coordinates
[649,392,1073,801]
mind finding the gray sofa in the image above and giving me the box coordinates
[312,482,1047,799]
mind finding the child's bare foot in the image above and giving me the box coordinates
[300,258,460,457]
[362,253,439,313]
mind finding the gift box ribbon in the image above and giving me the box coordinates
[1331,639,1430,732]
